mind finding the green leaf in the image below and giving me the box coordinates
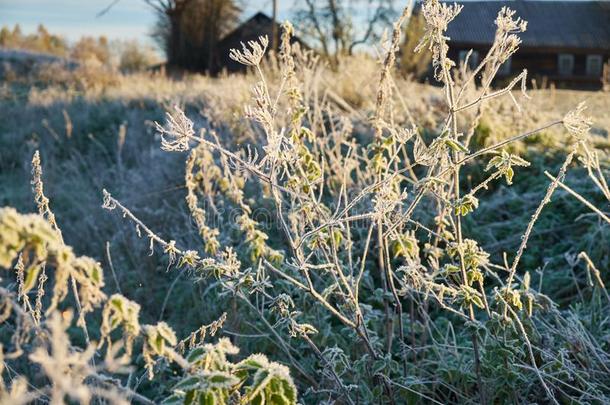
[186,347,206,364]
[467,268,483,285]
[485,155,503,171]
[445,138,469,153]
[207,371,239,388]
[505,166,514,184]
[471,295,485,309]
[251,368,270,389]
[110,296,124,312]
[23,264,41,293]
[184,390,197,405]
[444,264,461,275]
[153,335,165,354]
[173,376,201,391]
[153,322,177,346]
[332,229,343,246]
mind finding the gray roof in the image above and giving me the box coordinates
[442,1,610,51]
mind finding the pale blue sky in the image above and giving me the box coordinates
[0,0,293,46]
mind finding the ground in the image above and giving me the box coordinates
[1,53,609,402]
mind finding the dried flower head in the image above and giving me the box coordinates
[415,0,463,80]
[229,35,269,67]
[101,189,117,211]
[373,180,407,218]
[494,7,527,64]
[495,7,528,35]
[563,102,593,139]
[155,105,195,152]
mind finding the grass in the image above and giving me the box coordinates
[1,2,610,403]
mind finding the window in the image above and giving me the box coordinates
[498,57,511,76]
[586,55,603,76]
[458,50,479,70]
[558,54,574,76]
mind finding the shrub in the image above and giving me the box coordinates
[0,24,68,57]
[71,36,111,66]
[0,154,296,404]
[118,41,160,73]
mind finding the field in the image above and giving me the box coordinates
[1,5,610,404]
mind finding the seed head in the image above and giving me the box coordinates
[563,102,593,139]
[229,35,269,67]
[155,105,195,152]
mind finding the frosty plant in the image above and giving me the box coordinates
[0,151,296,404]
[98,1,610,403]
[2,0,609,404]
[88,0,610,402]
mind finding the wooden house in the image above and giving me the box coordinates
[214,12,305,74]
[442,1,610,89]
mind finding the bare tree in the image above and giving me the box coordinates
[147,0,240,72]
[295,0,398,64]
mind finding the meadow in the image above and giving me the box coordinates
[1,2,610,404]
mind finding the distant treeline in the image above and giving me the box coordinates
[0,24,159,73]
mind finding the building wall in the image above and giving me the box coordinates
[447,45,609,90]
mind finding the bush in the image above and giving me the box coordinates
[71,36,111,66]
[0,24,68,57]
[119,41,160,74]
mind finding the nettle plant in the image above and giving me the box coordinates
[100,2,610,403]
[0,153,296,404]
[1,1,609,404]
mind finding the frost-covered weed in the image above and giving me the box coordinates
[1,1,610,404]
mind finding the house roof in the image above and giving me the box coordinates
[218,13,275,51]
[215,12,306,72]
[442,1,610,51]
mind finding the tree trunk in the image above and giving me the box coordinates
[168,13,182,67]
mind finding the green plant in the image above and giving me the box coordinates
[1,1,609,404]
[100,3,610,403]
[0,154,297,404]
[164,339,296,405]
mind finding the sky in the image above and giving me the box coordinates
[0,0,293,46]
